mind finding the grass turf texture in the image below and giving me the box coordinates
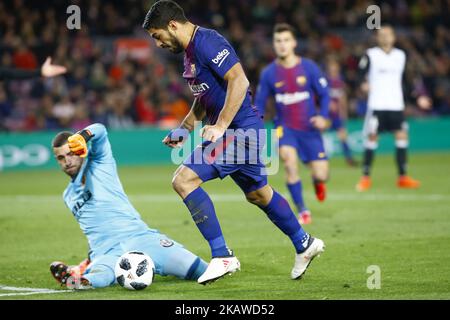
[0,152,449,300]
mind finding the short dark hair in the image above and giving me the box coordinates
[52,131,73,148]
[142,0,188,30]
[273,23,297,38]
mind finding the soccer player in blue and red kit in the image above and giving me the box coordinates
[142,1,325,284]
[255,23,330,225]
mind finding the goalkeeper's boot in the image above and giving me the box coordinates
[397,175,420,189]
[291,236,325,280]
[356,175,371,192]
[50,261,72,286]
[50,259,90,286]
[197,250,240,285]
[298,209,312,225]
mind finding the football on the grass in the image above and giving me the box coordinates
[114,251,155,290]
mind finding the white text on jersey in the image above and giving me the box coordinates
[212,49,230,67]
[189,82,210,96]
[275,91,310,105]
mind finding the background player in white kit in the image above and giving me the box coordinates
[356,25,431,192]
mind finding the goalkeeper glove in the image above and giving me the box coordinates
[68,129,93,158]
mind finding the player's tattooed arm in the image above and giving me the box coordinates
[201,63,249,142]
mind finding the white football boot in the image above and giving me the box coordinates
[198,253,241,285]
[291,237,325,280]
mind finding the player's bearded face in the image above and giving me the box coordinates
[150,28,183,54]
[166,31,184,54]
[53,144,84,178]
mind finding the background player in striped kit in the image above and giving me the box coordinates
[255,23,330,225]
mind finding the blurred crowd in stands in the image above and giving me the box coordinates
[0,0,448,132]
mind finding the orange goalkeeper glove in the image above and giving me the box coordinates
[67,130,93,158]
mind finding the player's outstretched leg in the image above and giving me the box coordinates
[172,165,240,285]
[82,263,115,289]
[245,185,325,279]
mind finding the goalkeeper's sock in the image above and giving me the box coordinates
[183,187,230,258]
[259,190,310,253]
[185,257,208,281]
[287,180,306,212]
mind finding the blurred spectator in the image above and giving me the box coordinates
[0,0,448,133]
[135,86,158,125]
[53,95,75,128]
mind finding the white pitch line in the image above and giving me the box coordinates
[0,193,449,202]
[0,290,72,297]
[0,284,73,297]
[0,285,67,292]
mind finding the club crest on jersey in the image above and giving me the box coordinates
[296,76,307,85]
[190,64,196,76]
[160,239,174,247]
[275,81,285,88]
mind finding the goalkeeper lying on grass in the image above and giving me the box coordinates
[50,123,207,289]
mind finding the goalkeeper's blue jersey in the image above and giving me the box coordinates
[62,123,156,259]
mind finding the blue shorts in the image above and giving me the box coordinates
[85,231,205,282]
[276,125,328,163]
[183,122,268,194]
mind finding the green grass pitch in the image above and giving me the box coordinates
[0,152,449,300]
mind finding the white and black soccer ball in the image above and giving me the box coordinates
[114,251,155,290]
